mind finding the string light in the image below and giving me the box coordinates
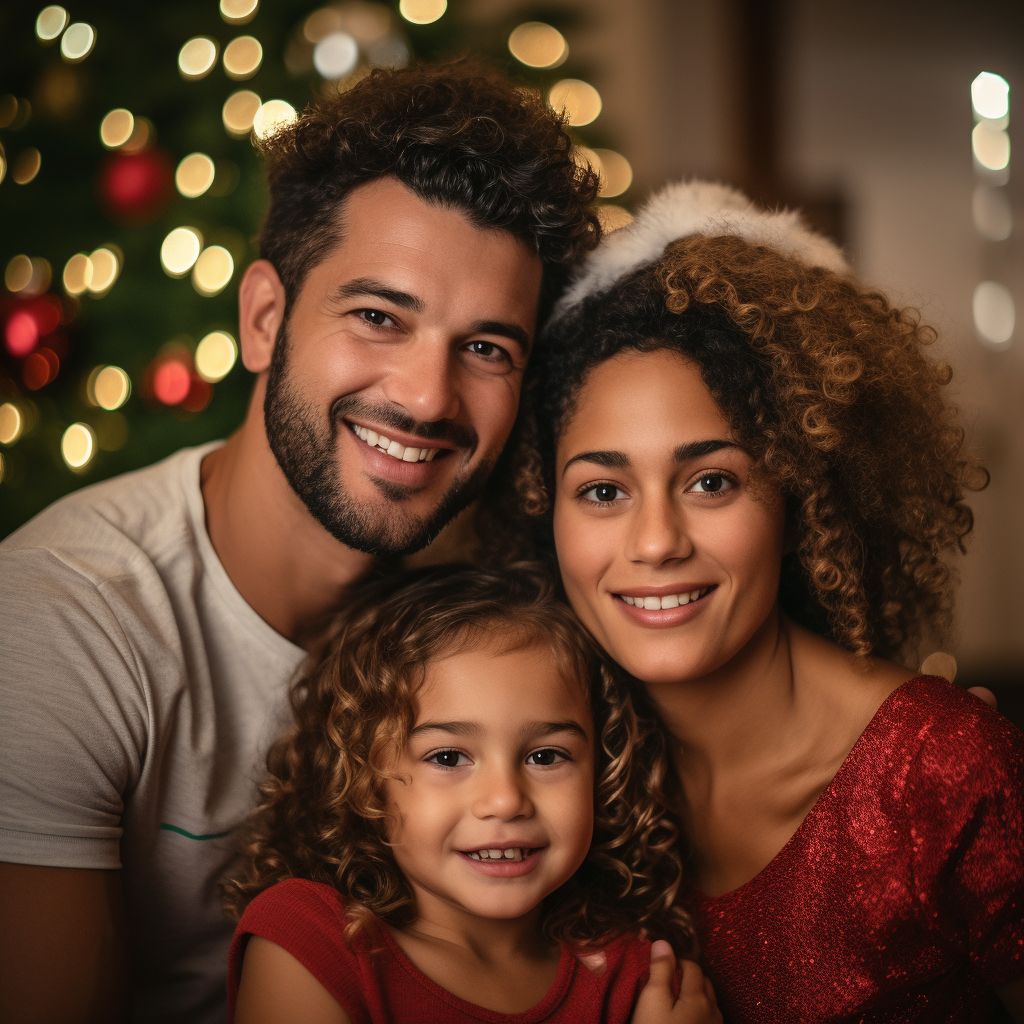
[153,359,192,405]
[592,148,632,198]
[61,422,96,470]
[0,403,24,445]
[252,99,297,140]
[222,90,261,136]
[63,253,94,295]
[972,72,1009,122]
[86,247,121,296]
[0,146,6,186]
[0,95,16,128]
[314,32,359,79]
[972,185,1012,241]
[160,227,203,278]
[12,148,42,184]
[304,8,343,42]
[92,366,131,410]
[220,0,259,25]
[100,108,134,148]
[5,255,34,292]
[223,35,263,79]
[399,0,446,25]
[508,23,567,69]
[35,5,69,42]
[195,330,238,381]
[176,153,216,198]
[0,452,5,484]
[60,23,96,63]
[972,121,1010,171]
[179,37,219,81]
[192,246,234,296]
[549,79,601,126]
[23,348,59,390]
[973,281,1015,347]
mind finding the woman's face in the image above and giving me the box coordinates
[553,348,786,686]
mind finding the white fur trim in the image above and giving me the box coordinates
[556,179,849,316]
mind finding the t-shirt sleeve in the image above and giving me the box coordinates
[0,548,147,869]
[908,698,1024,986]
[228,879,366,1024]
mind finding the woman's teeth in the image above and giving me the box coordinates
[621,587,712,609]
[466,848,531,862]
[351,424,438,462]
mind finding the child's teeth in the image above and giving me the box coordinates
[470,847,527,861]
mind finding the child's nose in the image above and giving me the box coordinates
[470,766,534,820]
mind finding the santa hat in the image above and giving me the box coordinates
[555,179,849,317]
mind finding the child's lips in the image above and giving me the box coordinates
[457,845,546,877]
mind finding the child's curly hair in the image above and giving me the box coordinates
[510,234,987,661]
[223,562,695,953]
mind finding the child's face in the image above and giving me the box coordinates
[553,348,786,687]
[385,640,595,927]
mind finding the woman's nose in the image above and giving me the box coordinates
[382,335,461,425]
[470,766,534,821]
[625,495,693,565]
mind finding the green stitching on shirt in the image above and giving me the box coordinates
[159,823,231,840]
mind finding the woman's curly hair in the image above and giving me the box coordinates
[258,57,600,324]
[223,562,695,954]
[510,233,987,661]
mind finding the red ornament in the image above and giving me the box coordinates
[97,147,174,225]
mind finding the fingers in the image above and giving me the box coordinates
[679,959,705,997]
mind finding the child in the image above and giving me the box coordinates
[224,563,721,1023]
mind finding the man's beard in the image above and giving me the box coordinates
[263,322,493,557]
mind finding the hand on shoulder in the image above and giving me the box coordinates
[630,941,722,1024]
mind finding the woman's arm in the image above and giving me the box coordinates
[235,936,352,1024]
[996,976,1024,1023]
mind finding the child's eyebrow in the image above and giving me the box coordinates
[409,720,589,740]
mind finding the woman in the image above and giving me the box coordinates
[516,180,1024,1022]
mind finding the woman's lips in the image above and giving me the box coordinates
[612,585,717,627]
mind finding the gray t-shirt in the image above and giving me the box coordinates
[0,443,306,1023]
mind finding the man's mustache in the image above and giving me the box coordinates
[329,395,478,451]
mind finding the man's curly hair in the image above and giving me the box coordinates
[257,58,600,324]
[223,563,695,954]
[513,234,987,661]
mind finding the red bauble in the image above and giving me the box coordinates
[97,148,175,225]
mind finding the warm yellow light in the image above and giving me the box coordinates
[195,330,238,382]
[223,35,263,79]
[597,205,633,233]
[549,79,601,126]
[303,7,343,43]
[593,148,632,198]
[0,453,5,484]
[973,184,1012,241]
[62,422,96,470]
[176,153,216,198]
[160,227,203,278]
[222,89,262,136]
[5,255,33,293]
[179,36,219,81]
[99,108,134,149]
[87,248,120,295]
[972,72,1009,121]
[220,0,259,24]
[399,0,446,25]
[974,280,1015,347]
[0,149,6,187]
[28,258,52,295]
[192,246,235,297]
[0,95,17,129]
[12,148,42,185]
[119,117,151,154]
[508,23,567,69]
[0,403,24,445]
[973,121,1010,171]
[93,366,131,411]
[36,5,69,42]
[60,22,96,63]
[63,253,94,295]
[252,99,297,140]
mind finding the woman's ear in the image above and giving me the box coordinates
[238,260,286,374]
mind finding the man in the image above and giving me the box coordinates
[0,61,599,1023]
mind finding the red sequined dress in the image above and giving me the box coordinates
[687,676,1024,1023]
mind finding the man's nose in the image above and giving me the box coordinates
[470,764,534,821]
[381,335,461,425]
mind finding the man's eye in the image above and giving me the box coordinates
[581,483,624,504]
[465,340,509,362]
[526,748,567,767]
[426,749,468,768]
[358,309,394,328]
[690,473,733,495]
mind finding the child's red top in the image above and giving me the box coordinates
[228,878,652,1023]
[688,676,1024,1023]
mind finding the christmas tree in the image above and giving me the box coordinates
[0,0,631,538]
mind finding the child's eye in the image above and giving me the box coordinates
[689,472,735,495]
[579,482,625,504]
[425,749,469,768]
[525,748,568,767]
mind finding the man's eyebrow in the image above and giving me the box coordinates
[561,450,630,476]
[467,319,531,355]
[673,439,742,462]
[330,278,423,312]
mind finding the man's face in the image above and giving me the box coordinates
[263,177,543,556]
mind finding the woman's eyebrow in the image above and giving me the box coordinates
[561,450,629,476]
[674,439,743,462]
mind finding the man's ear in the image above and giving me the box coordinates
[239,260,286,374]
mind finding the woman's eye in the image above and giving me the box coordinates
[690,473,733,495]
[581,483,624,504]
[426,749,468,768]
[526,748,567,767]
[358,309,394,328]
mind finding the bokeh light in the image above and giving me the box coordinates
[508,23,567,69]
[972,121,1010,171]
[153,359,192,405]
[592,148,633,198]
[100,108,134,148]
[0,403,24,445]
[549,79,602,126]
[5,310,39,358]
[120,117,152,154]
[597,205,633,233]
[60,22,96,63]
[973,185,1012,242]
[252,99,297,140]
[920,651,958,682]
[12,148,42,184]
[223,35,263,79]
[61,422,96,470]
[314,31,359,79]
[972,72,1009,122]
[974,280,1015,347]
[160,227,203,278]
[195,330,238,382]
[23,348,59,390]
[35,5,69,42]
[222,90,261,136]
[220,0,259,24]
[87,247,121,295]
[399,0,446,25]
[304,7,343,42]
[5,255,34,293]
[0,95,17,128]
[179,37,219,81]
[192,246,234,296]
[63,252,94,295]
[176,152,216,198]
[93,366,131,410]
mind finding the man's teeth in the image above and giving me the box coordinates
[352,424,437,462]
[467,848,530,862]
[621,587,711,609]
